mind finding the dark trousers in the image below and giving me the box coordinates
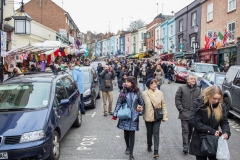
[80,94,85,112]
[196,156,217,160]
[145,121,161,151]
[124,130,135,155]
[181,120,193,147]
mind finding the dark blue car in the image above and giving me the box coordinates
[0,72,82,160]
[200,72,226,91]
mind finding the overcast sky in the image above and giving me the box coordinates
[14,0,194,34]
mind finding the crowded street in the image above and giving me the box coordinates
[59,81,240,160]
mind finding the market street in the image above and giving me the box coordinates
[59,82,240,160]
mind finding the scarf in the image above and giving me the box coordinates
[121,84,135,102]
[146,89,161,108]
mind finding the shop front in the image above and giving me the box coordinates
[217,45,237,67]
[199,48,217,64]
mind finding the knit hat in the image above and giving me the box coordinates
[146,78,154,88]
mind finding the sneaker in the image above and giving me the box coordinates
[182,146,188,154]
[109,112,114,115]
[147,146,152,152]
[103,113,107,116]
[153,150,159,158]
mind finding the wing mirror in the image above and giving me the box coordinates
[210,81,214,85]
[60,99,70,106]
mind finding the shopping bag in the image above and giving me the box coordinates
[216,136,230,160]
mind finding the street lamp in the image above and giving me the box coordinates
[12,0,32,35]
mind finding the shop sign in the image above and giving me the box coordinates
[205,55,210,60]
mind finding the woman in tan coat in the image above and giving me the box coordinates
[142,78,168,158]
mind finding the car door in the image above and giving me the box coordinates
[202,73,211,90]
[54,79,69,136]
[61,76,79,124]
[232,71,240,112]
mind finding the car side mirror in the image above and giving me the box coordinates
[210,81,214,85]
[190,70,195,72]
[60,99,70,106]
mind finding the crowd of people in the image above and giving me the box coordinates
[5,57,231,160]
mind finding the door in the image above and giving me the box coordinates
[61,76,79,124]
[54,79,69,136]
[232,71,240,112]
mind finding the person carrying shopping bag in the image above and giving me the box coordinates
[189,85,231,160]
[142,78,168,158]
[112,76,145,160]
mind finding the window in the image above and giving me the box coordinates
[228,0,236,11]
[134,37,136,42]
[190,36,196,47]
[141,32,144,39]
[170,25,173,36]
[141,43,143,49]
[162,28,165,37]
[169,40,173,49]
[207,3,213,21]
[152,30,154,36]
[179,37,183,44]
[162,41,165,51]
[127,37,129,42]
[179,20,183,32]
[227,22,235,40]
[55,80,68,103]
[62,76,77,97]
[233,71,240,86]
[192,12,196,26]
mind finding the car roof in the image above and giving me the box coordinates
[194,63,218,66]
[229,65,240,69]
[2,72,70,84]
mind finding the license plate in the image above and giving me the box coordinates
[0,152,8,159]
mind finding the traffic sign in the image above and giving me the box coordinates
[179,43,184,49]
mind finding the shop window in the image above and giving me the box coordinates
[228,0,236,12]
[227,22,235,41]
[207,3,213,21]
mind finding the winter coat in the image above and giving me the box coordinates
[161,63,168,74]
[97,66,103,76]
[114,91,145,131]
[127,66,140,77]
[146,67,155,79]
[189,97,231,156]
[154,69,164,86]
[72,66,84,94]
[140,69,147,83]
[175,84,201,120]
[167,65,174,74]
[142,89,168,122]
[99,69,115,92]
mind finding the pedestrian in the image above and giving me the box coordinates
[97,63,103,85]
[100,65,115,116]
[189,85,231,160]
[175,73,201,153]
[161,62,168,83]
[154,65,164,90]
[139,65,147,91]
[166,63,174,84]
[146,64,155,79]
[118,73,128,91]
[112,76,145,160]
[142,78,168,158]
[72,60,85,114]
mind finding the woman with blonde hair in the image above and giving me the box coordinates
[189,85,231,160]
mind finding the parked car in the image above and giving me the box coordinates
[90,61,106,70]
[0,72,82,160]
[200,72,226,91]
[188,63,220,86]
[222,65,240,119]
[173,66,188,82]
[68,66,100,109]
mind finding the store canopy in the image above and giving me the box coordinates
[6,45,53,55]
[174,52,185,58]
[33,40,69,49]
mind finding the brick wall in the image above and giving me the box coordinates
[201,0,240,48]
[146,18,161,51]
[19,0,68,33]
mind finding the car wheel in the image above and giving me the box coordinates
[72,109,82,127]
[48,131,60,160]
[223,97,234,118]
[91,96,96,109]
[96,91,101,99]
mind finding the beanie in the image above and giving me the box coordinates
[146,78,153,88]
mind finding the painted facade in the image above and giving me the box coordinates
[119,33,125,54]
[155,23,161,54]
[125,33,132,54]
[110,36,116,55]
[131,31,138,54]
[102,39,107,56]
[138,27,146,53]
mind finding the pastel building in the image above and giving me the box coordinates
[138,26,146,53]
[125,32,132,54]
[131,30,138,54]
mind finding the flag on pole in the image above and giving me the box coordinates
[222,29,230,47]
[218,31,224,40]
[204,35,210,50]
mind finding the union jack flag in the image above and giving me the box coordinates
[210,32,218,47]
[223,29,231,46]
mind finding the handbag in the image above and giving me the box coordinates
[147,93,163,121]
[200,134,219,156]
[117,93,133,120]
[139,78,143,83]
[104,80,111,88]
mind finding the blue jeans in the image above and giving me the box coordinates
[168,74,172,81]
[142,83,146,91]
[80,94,85,112]
[98,76,102,85]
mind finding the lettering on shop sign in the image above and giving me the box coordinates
[77,135,97,150]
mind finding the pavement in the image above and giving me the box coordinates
[59,81,240,160]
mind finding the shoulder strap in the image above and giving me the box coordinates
[146,92,155,109]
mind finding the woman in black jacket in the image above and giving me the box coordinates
[189,85,231,160]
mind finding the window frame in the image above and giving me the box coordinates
[207,3,213,22]
[191,12,197,27]
[179,20,183,32]
[228,0,236,12]
[233,71,240,87]
[227,21,235,41]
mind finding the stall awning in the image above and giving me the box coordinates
[174,52,184,58]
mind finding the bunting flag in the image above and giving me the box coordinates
[222,29,230,47]
[204,35,210,50]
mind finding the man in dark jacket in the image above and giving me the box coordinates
[166,63,174,84]
[175,73,201,153]
[97,63,103,84]
[100,65,115,116]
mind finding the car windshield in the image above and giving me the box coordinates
[83,72,90,84]
[196,64,220,73]
[178,67,187,72]
[215,75,225,85]
[0,82,51,110]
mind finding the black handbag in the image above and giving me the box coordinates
[200,134,219,156]
[147,94,163,121]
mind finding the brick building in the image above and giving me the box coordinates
[19,0,80,45]
[146,14,173,54]
[200,0,240,66]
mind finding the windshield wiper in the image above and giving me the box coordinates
[0,108,36,111]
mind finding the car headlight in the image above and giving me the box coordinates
[83,89,91,97]
[20,130,45,143]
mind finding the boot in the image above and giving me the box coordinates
[129,154,134,160]
[147,146,152,152]
[153,150,159,158]
[125,147,130,155]
[182,146,188,154]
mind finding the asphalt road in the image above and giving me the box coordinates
[59,82,240,160]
